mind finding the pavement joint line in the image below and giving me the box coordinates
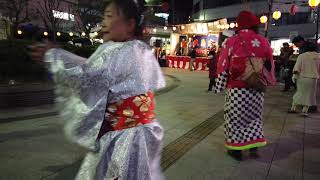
[161,110,224,171]
[265,105,289,179]
[0,74,181,124]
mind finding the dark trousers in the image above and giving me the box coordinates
[208,78,216,91]
[284,72,296,90]
[284,61,296,90]
[158,59,167,67]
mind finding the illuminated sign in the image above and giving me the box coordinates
[52,10,75,21]
[155,13,169,20]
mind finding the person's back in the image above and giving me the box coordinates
[217,29,275,88]
[190,48,196,58]
[208,50,217,78]
[295,52,320,79]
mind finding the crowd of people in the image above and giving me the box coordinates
[274,36,320,116]
[28,0,319,178]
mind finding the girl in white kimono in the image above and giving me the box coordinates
[31,0,165,179]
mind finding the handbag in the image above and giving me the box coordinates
[243,57,267,92]
[229,36,267,92]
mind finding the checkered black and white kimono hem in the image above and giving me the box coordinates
[214,71,266,150]
[224,88,265,147]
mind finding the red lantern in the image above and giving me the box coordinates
[161,2,170,12]
[290,4,299,15]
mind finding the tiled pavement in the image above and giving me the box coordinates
[164,75,320,180]
[0,68,319,180]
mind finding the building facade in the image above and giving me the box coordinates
[192,0,317,41]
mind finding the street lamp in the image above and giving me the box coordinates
[17,30,23,35]
[43,32,48,36]
[173,27,177,31]
[309,0,320,40]
[56,32,61,36]
[69,32,74,37]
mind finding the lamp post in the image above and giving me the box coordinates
[265,0,273,37]
[309,0,320,40]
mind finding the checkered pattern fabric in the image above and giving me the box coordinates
[224,88,265,144]
[214,71,228,93]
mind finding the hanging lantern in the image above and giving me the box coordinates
[161,2,170,12]
[43,31,48,36]
[260,15,268,24]
[69,32,74,37]
[17,30,23,35]
[309,0,320,8]
[289,4,299,15]
[273,10,281,20]
[56,32,61,36]
[230,22,235,28]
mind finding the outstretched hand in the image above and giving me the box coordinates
[29,42,57,64]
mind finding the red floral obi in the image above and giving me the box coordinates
[97,91,155,139]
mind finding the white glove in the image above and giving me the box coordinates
[292,74,298,83]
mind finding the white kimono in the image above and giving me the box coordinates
[45,40,166,180]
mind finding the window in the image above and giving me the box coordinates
[193,2,200,14]
[204,0,265,9]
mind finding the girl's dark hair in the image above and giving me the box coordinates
[104,0,146,36]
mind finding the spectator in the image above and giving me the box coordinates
[158,49,167,67]
[279,42,295,91]
[207,49,218,91]
[190,47,197,71]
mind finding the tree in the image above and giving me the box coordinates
[74,0,103,37]
[0,0,30,39]
[32,0,64,42]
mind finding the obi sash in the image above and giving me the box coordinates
[97,91,155,139]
